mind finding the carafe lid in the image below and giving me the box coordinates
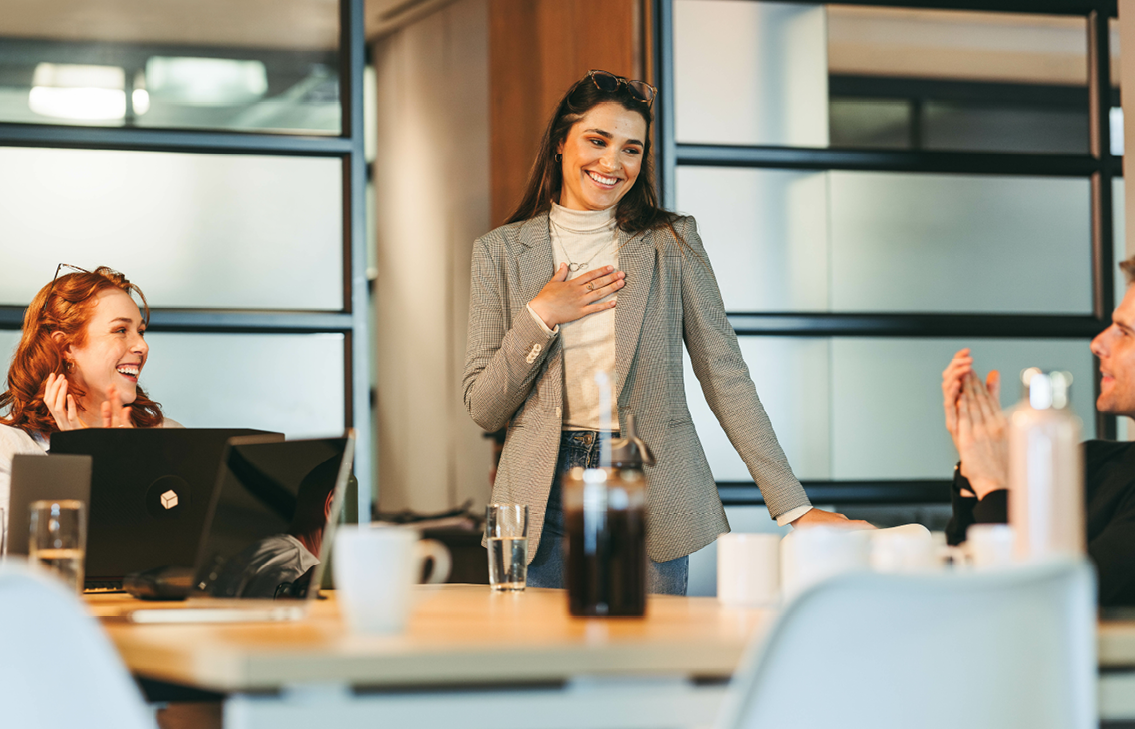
[608,413,654,468]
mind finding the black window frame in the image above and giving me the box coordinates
[0,0,374,519]
[653,0,1120,507]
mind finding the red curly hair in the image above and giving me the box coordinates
[0,266,164,436]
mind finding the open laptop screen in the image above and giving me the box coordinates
[194,434,354,601]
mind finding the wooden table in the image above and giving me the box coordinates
[95,586,1135,727]
[91,585,773,729]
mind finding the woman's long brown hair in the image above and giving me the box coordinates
[506,73,687,246]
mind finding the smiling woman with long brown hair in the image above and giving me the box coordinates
[462,70,869,595]
[0,265,181,522]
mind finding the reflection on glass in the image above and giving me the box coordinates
[197,437,351,600]
[686,337,1095,482]
[674,3,1105,153]
[829,99,910,149]
[674,0,828,147]
[0,0,340,134]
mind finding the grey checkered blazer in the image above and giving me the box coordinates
[463,213,811,563]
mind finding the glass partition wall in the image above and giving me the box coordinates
[655,0,1121,508]
[0,0,373,520]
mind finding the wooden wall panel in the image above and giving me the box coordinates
[489,0,645,227]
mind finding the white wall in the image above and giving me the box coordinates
[372,0,493,514]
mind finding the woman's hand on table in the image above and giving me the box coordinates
[529,263,625,329]
[100,385,134,428]
[43,372,86,431]
[790,508,874,530]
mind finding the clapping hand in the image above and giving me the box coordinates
[43,374,134,430]
[528,263,625,329]
[942,349,1006,500]
[100,385,134,429]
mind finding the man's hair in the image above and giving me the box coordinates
[1122,256,1135,285]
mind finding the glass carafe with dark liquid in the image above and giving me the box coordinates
[563,415,653,616]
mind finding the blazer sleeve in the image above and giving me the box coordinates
[462,235,557,432]
[676,216,811,519]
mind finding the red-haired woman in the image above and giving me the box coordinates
[0,265,181,520]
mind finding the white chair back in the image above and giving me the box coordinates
[0,566,155,729]
[716,559,1096,729]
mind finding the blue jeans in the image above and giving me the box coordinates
[526,430,689,596]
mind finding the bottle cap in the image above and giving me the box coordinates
[608,413,655,468]
[1021,368,1072,410]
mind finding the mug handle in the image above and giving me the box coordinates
[416,539,452,584]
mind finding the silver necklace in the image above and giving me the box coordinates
[550,217,619,272]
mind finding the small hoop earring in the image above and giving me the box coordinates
[555,153,562,162]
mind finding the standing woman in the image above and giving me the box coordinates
[0,265,180,521]
[463,71,867,594]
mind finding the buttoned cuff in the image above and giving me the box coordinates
[777,505,812,527]
[526,303,559,336]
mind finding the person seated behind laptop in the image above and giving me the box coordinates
[943,257,1135,605]
[208,455,341,600]
[0,265,182,523]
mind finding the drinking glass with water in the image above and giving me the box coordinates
[486,504,528,591]
[29,500,86,593]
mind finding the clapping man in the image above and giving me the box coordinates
[943,258,1135,605]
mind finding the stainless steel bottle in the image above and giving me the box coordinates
[1007,369,1084,561]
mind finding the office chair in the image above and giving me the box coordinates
[715,559,1096,729]
[0,565,155,729]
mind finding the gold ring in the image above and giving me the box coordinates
[587,282,595,292]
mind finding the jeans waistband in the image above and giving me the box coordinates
[560,430,620,447]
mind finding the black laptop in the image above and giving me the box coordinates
[50,428,283,588]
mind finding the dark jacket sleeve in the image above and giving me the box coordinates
[944,464,1008,546]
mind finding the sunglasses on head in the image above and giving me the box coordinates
[582,70,656,107]
[40,263,90,315]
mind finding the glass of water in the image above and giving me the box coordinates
[29,500,86,593]
[486,503,528,591]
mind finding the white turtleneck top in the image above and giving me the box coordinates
[527,203,620,431]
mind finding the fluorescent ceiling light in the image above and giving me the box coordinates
[28,63,127,120]
[145,57,268,104]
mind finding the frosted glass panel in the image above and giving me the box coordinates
[141,333,345,439]
[684,338,831,482]
[830,172,1091,314]
[675,168,1090,314]
[687,336,1095,483]
[0,147,343,310]
[831,338,1095,480]
[675,167,828,311]
[674,0,828,146]
[1,331,344,437]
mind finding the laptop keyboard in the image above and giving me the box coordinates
[84,580,124,593]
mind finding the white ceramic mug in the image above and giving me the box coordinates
[966,524,1016,570]
[869,524,936,573]
[781,527,871,600]
[717,533,780,607]
[333,525,451,634]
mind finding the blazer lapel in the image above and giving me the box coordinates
[615,227,654,407]
[516,213,555,309]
